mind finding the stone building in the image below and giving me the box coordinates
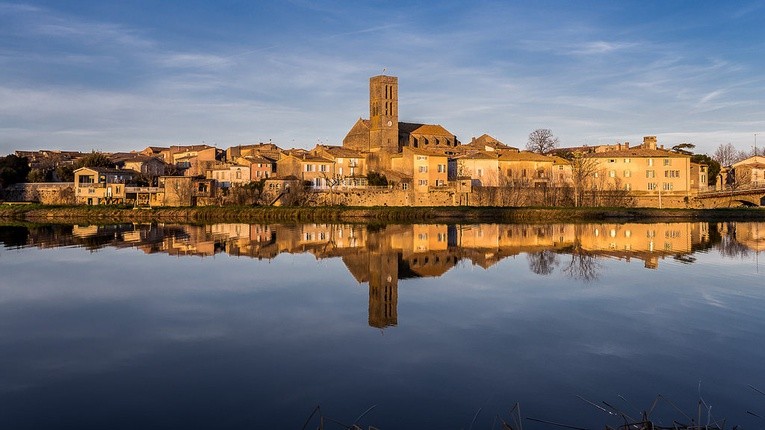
[584,136,693,194]
[343,74,459,172]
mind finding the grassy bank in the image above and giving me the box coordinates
[2,204,765,224]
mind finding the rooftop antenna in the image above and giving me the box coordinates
[382,67,387,75]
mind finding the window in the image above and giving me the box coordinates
[609,159,615,163]
[522,169,527,177]
[648,182,657,190]
[558,165,564,170]
[437,164,446,173]
[648,159,654,166]
[418,166,428,173]
[664,158,671,166]
[320,164,327,172]
[609,170,616,178]
[418,179,428,186]
[305,164,314,172]
[402,183,409,190]
[646,170,655,178]
[236,170,242,179]
[663,182,673,191]
[665,170,680,178]
[625,158,631,163]
[477,168,483,177]
[417,155,427,160]
[624,183,631,191]
[624,170,631,177]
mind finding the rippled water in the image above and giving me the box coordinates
[0,222,763,429]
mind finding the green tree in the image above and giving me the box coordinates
[0,154,31,187]
[690,154,720,187]
[55,164,75,182]
[27,168,52,182]
[75,151,114,169]
[671,143,696,155]
[367,171,388,186]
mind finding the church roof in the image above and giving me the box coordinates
[398,122,454,136]
[498,151,553,162]
[587,147,690,158]
[315,145,364,158]
[454,151,498,160]
[404,146,450,157]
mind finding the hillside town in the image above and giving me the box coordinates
[1,75,764,208]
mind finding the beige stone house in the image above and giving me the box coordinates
[448,151,500,186]
[311,145,368,187]
[236,155,276,181]
[206,164,249,187]
[276,153,336,189]
[74,167,137,205]
[585,136,693,194]
[497,151,554,187]
[690,162,710,193]
[728,155,765,189]
[111,153,168,180]
[160,176,216,206]
[394,147,449,192]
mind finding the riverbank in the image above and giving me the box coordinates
[1,204,764,224]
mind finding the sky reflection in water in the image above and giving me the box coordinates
[0,222,763,429]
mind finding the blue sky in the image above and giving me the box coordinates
[1,1,764,156]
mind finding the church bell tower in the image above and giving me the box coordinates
[369,75,399,153]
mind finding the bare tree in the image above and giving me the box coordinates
[569,153,599,207]
[527,250,559,275]
[562,251,599,282]
[526,129,559,154]
[713,143,748,166]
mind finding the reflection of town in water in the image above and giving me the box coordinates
[2,221,763,328]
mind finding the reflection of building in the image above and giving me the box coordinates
[575,223,707,269]
[725,222,765,252]
[10,221,730,328]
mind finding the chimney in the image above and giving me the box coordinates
[643,136,657,150]
[625,142,630,149]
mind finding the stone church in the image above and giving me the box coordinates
[343,75,460,171]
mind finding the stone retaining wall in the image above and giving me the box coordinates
[0,183,75,205]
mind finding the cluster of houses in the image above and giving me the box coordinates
[10,74,764,207]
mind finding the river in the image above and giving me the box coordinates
[0,221,763,429]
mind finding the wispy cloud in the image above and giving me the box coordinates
[0,2,763,156]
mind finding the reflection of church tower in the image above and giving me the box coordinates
[368,250,398,328]
[369,75,399,154]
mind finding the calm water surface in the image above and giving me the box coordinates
[0,222,763,429]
